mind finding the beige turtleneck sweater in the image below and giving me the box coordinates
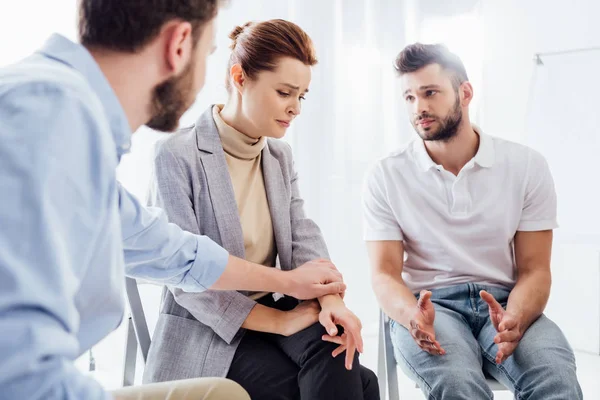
[212,105,276,300]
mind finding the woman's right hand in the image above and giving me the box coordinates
[277,300,321,336]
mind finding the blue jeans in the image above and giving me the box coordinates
[389,283,583,399]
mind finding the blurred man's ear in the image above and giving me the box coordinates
[163,21,194,76]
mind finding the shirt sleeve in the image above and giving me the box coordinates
[120,183,230,292]
[362,162,404,241]
[0,84,113,400]
[517,150,559,231]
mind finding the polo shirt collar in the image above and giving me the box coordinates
[413,124,495,171]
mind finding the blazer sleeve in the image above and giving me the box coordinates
[284,143,331,268]
[148,140,256,344]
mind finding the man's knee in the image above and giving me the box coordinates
[543,363,582,399]
[111,378,251,400]
[510,316,582,398]
[514,360,582,400]
[425,369,492,400]
[201,378,251,400]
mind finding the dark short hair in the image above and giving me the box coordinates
[226,19,318,91]
[394,43,468,89]
[78,0,225,52]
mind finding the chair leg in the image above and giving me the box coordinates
[122,316,137,387]
[378,311,388,400]
[383,314,400,400]
[125,277,151,363]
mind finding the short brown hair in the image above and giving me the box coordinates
[78,0,225,53]
[394,43,468,89]
[226,19,318,91]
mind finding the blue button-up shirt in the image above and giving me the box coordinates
[0,34,229,400]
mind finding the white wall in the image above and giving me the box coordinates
[0,0,77,66]
[480,0,600,354]
[481,0,600,142]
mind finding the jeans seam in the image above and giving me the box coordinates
[394,346,438,400]
[480,345,523,398]
[469,283,480,328]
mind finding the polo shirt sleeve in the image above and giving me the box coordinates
[517,150,558,231]
[362,163,404,241]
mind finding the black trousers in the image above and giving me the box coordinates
[226,295,379,400]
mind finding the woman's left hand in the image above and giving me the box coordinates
[319,303,363,370]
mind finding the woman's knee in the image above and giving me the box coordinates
[360,366,380,400]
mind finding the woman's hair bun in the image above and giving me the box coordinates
[228,22,253,48]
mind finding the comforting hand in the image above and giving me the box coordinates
[319,302,363,370]
[285,259,346,300]
[407,290,446,355]
[480,290,523,364]
[277,300,321,337]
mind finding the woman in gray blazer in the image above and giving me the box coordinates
[143,19,379,400]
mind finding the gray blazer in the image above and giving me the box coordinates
[143,107,329,382]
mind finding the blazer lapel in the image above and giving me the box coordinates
[195,107,245,259]
[262,142,293,270]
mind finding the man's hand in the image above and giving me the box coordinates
[284,259,346,300]
[407,290,445,355]
[276,300,321,337]
[319,301,364,370]
[480,290,523,364]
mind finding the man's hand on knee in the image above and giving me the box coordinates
[480,290,523,364]
[408,290,446,356]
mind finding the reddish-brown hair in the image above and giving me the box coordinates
[226,19,318,90]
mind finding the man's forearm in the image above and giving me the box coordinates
[373,271,418,329]
[211,255,290,293]
[507,269,551,331]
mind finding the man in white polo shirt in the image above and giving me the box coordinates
[363,43,582,399]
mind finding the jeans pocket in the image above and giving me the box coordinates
[389,318,397,332]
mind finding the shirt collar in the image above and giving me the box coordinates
[472,125,495,168]
[37,34,132,157]
[413,124,495,171]
[413,139,438,172]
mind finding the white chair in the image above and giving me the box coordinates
[378,309,400,400]
[377,310,509,399]
[123,277,152,387]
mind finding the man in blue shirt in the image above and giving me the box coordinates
[0,1,347,399]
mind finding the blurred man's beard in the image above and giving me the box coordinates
[414,95,462,142]
[146,60,196,132]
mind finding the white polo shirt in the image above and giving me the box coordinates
[362,127,558,293]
